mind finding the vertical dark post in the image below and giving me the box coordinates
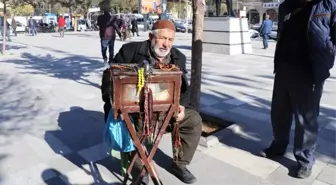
[2,1,6,55]
[190,0,205,111]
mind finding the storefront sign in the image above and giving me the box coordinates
[241,2,262,6]
[263,2,280,9]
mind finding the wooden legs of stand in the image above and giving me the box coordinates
[120,107,174,185]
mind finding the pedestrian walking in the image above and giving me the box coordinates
[11,17,17,36]
[58,14,65,37]
[259,15,273,49]
[97,6,121,68]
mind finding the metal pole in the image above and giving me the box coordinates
[237,1,239,11]
[2,1,7,55]
[179,0,182,19]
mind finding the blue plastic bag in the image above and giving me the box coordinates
[104,109,136,152]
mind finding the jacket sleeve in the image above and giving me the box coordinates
[331,11,336,46]
[101,44,135,104]
[176,53,191,108]
[273,3,286,73]
[113,43,135,64]
[259,21,264,34]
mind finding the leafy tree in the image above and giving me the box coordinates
[11,4,34,16]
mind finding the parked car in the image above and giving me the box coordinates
[269,31,277,41]
[13,21,25,32]
[174,22,186,33]
[250,22,278,32]
[249,29,259,38]
[187,23,192,33]
[37,23,56,33]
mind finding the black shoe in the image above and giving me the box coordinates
[259,143,286,158]
[171,163,196,184]
[130,172,149,185]
[296,165,312,179]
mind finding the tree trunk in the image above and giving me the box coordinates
[190,0,205,111]
[215,0,220,16]
[2,1,7,55]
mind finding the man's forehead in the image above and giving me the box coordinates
[157,29,175,38]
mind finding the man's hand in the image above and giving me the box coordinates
[176,105,185,122]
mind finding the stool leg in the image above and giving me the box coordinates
[121,152,129,176]
[121,111,161,184]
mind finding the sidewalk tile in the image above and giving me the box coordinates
[230,107,270,122]
[325,121,336,132]
[312,180,332,185]
[266,162,325,185]
[78,143,110,163]
[317,165,336,185]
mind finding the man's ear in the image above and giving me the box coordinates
[149,32,153,40]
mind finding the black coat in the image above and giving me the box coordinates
[101,40,192,110]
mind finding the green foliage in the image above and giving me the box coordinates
[11,4,34,16]
[99,0,137,13]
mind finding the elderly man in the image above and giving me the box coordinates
[259,15,273,49]
[101,20,202,184]
[261,0,336,179]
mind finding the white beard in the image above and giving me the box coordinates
[151,40,171,58]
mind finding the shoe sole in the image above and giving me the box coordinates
[296,174,311,179]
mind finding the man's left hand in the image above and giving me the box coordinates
[176,105,185,122]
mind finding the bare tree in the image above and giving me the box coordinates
[190,0,205,110]
[2,0,8,55]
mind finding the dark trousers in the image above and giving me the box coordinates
[13,27,17,36]
[101,39,115,62]
[59,27,64,37]
[132,27,139,37]
[103,103,202,165]
[262,34,269,49]
[271,65,323,168]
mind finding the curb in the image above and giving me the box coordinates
[199,124,242,148]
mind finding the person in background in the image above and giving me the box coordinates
[28,17,37,36]
[131,15,139,37]
[66,18,70,30]
[0,15,11,41]
[86,19,92,30]
[261,0,336,179]
[97,6,121,67]
[11,17,17,36]
[259,14,273,49]
[58,14,65,37]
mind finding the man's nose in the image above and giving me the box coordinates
[162,39,169,47]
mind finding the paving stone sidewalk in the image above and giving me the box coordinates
[0,32,335,185]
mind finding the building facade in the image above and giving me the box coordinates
[239,0,283,24]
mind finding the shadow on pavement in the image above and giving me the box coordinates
[0,42,27,50]
[197,69,335,175]
[1,52,103,88]
[0,155,6,184]
[41,168,123,185]
[0,71,49,140]
[44,107,123,185]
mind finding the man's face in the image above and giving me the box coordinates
[150,29,175,58]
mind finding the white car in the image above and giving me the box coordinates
[249,29,259,38]
[11,21,26,33]
[269,31,277,40]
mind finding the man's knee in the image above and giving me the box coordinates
[179,109,202,134]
